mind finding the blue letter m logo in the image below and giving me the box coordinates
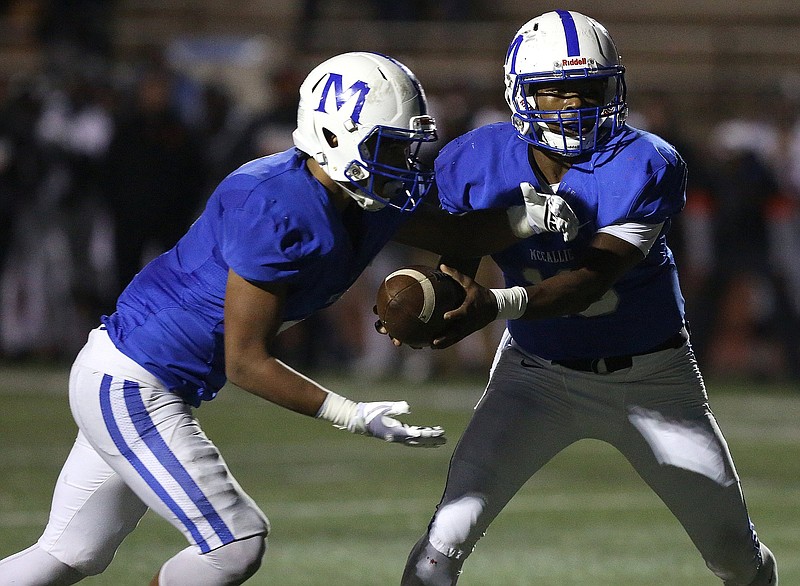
[315,73,371,124]
[505,34,524,75]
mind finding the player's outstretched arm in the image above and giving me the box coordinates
[392,201,517,256]
[393,183,579,256]
[224,269,445,447]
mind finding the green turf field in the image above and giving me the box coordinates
[1,365,797,585]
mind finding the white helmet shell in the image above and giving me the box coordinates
[503,10,627,156]
[293,52,436,211]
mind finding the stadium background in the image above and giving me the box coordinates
[0,1,798,583]
[0,0,799,380]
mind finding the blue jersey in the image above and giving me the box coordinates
[435,122,687,360]
[103,148,406,405]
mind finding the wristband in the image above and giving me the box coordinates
[490,286,529,320]
[316,392,359,430]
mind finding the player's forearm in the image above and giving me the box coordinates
[499,235,642,320]
[228,352,445,447]
[395,206,518,256]
[444,209,519,256]
[488,270,603,322]
[520,271,607,319]
[227,354,329,416]
[439,256,481,280]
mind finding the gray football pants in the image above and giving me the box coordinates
[403,331,764,584]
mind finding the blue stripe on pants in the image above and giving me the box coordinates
[98,374,233,552]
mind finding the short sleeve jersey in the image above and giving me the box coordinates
[435,122,688,360]
[102,149,406,405]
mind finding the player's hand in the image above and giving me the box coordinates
[372,305,388,337]
[508,182,579,242]
[430,264,497,349]
[372,305,422,348]
[347,401,446,447]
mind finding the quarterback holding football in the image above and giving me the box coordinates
[401,10,778,586]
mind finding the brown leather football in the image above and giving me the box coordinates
[376,265,466,347]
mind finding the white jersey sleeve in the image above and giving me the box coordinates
[598,222,664,256]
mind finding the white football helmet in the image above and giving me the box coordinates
[292,52,437,212]
[503,10,627,157]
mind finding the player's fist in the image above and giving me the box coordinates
[428,264,498,349]
[507,182,579,242]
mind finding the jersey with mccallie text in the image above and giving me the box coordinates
[435,122,687,360]
[103,148,406,406]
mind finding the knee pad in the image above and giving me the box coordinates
[428,495,486,559]
[160,534,267,586]
[211,534,267,583]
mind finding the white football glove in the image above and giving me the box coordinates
[347,401,446,447]
[507,181,579,242]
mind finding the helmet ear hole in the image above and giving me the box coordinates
[323,128,338,148]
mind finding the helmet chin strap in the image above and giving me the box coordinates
[340,183,386,211]
[340,179,408,212]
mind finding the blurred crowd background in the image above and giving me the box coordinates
[0,0,799,382]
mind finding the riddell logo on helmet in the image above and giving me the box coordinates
[562,57,587,66]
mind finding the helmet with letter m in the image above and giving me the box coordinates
[292,51,437,212]
[503,10,627,157]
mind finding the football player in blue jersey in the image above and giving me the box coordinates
[0,52,579,586]
[401,11,778,586]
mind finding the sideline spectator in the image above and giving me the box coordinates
[196,82,252,192]
[1,66,116,358]
[700,119,799,379]
[102,63,206,298]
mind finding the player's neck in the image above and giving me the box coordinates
[306,158,351,211]
[529,147,571,185]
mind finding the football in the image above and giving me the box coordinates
[375,265,466,347]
